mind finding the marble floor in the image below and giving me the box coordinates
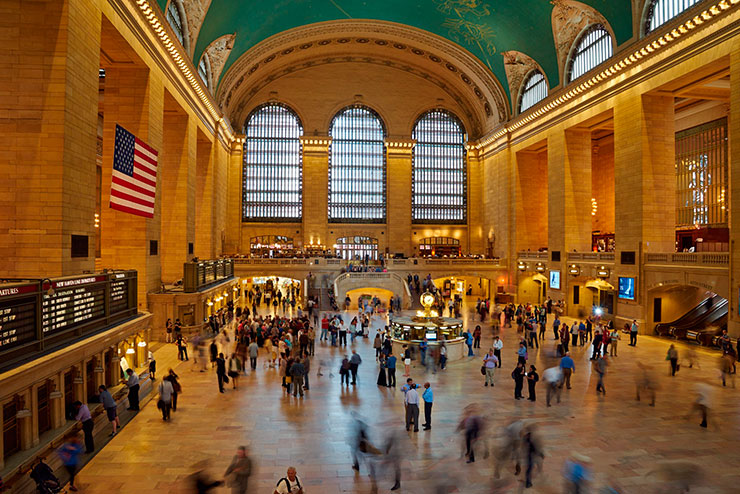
[72,311,740,493]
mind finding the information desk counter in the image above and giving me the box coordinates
[390,336,466,362]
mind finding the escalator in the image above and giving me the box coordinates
[654,294,728,345]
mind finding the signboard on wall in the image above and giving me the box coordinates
[549,270,561,290]
[618,277,636,300]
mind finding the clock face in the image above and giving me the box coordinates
[421,292,435,308]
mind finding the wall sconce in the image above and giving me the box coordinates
[137,341,147,347]
[535,263,545,273]
[596,266,610,278]
[125,348,135,354]
[568,264,580,276]
[517,262,527,271]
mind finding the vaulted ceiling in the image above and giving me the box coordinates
[159,0,634,93]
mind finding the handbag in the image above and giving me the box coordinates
[223,374,229,384]
[480,365,486,376]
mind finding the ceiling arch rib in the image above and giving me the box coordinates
[502,51,548,114]
[201,34,235,92]
[216,21,510,137]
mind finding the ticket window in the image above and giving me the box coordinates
[64,371,75,420]
[3,401,20,459]
[37,383,51,437]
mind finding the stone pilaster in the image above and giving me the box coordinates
[301,137,332,248]
[195,133,215,258]
[385,139,415,255]
[467,146,484,255]
[224,138,244,253]
[728,48,740,337]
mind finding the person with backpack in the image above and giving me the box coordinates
[274,466,303,493]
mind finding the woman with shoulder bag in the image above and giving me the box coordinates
[228,353,242,390]
[165,369,181,412]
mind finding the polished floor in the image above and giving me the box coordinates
[74,310,740,493]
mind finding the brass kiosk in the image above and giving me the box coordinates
[389,292,466,361]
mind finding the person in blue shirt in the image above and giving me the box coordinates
[517,342,528,365]
[422,382,433,430]
[466,331,474,357]
[419,338,428,366]
[559,352,575,389]
[58,436,83,491]
[552,316,561,340]
[385,353,397,387]
[563,454,591,493]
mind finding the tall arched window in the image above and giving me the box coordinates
[329,105,386,223]
[198,54,211,89]
[412,110,467,223]
[166,1,185,47]
[566,24,613,83]
[518,70,548,113]
[242,103,303,221]
[645,0,702,34]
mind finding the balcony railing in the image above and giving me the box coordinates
[517,252,548,260]
[233,257,505,268]
[566,252,615,262]
[645,252,729,266]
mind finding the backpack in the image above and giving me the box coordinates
[277,476,302,492]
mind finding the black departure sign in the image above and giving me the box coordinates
[0,288,38,350]
[41,276,108,336]
[109,273,130,314]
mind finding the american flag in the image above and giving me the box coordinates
[110,124,158,218]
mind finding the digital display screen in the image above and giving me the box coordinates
[618,277,635,300]
[425,331,438,341]
[549,270,561,290]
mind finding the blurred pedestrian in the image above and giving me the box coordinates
[635,362,657,406]
[350,349,362,385]
[165,369,181,411]
[57,436,83,491]
[523,423,545,488]
[458,404,483,463]
[73,401,95,453]
[667,344,679,376]
[689,383,713,428]
[543,365,563,407]
[157,377,174,421]
[216,353,227,393]
[228,353,242,390]
[224,446,252,494]
[594,354,608,395]
[563,454,591,494]
[190,460,224,493]
[559,352,575,389]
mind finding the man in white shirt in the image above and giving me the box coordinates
[404,383,420,432]
[274,466,303,494]
[492,336,503,368]
[125,369,140,411]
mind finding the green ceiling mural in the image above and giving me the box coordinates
[158,0,633,95]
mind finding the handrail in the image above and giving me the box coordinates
[645,252,729,266]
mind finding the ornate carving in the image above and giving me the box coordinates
[433,0,497,56]
[205,34,235,88]
[551,0,610,80]
[215,21,509,127]
[502,51,542,109]
[182,0,212,55]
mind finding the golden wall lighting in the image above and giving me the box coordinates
[517,262,527,271]
[597,266,610,278]
[535,263,546,273]
[137,341,147,347]
[591,198,598,216]
[125,348,135,354]
[94,213,100,228]
[568,264,580,276]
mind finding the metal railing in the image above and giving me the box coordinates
[517,252,548,260]
[566,252,615,262]
[645,252,729,266]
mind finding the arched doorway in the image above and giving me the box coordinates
[334,236,378,261]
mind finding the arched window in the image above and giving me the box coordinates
[166,1,185,47]
[334,236,379,260]
[242,103,303,221]
[518,70,548,113]
[645,0,702,34]
[329,105,386,223]
[198,54,210,89]
[412,110,466,223]
[566,24,613,83]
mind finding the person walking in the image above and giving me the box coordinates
[165,369,181,412]
[176,334,189,361]
[667,344,679,376]
[493,335,503,368]
[404,382,420,432]
[512,362,525,399]
[216,353,227,393]
[248,340,259,370]
[422,382,433,430]
[386,352,397,387]
[483,349,498,387]
[419,337,428,365]
[273,466,304,494]
[158,377,174,420]
[98,385,119,436]
[517,341,528,365]
[473,326,482,349]
[57,436,83,491]
[629,319,639,346]
[125,368,140,411]
[301,355,311,391]
[552,315,561,340]
[458,405,483,463]
[339,356,351,386]
[373,333,382,359]
[590,329,603,360]
[543,365,563,407]
[465,330,475,357]
[349,349,362,385]
[290,358,306,397]
[228,353,242,390]
[402,345,412,377]
[224,446,252,494]
[439,342,448,370]
[377,355,388,387]
[527,365,539,401]
[73,401,95,454]
[609,326,620,356]
[594,354,608,395]
[559,352,575,389]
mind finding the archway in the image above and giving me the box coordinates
[334,236,379,261]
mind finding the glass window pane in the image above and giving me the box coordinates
[242,103,303,222]
[412,110,467,224]
[567,24,613,83]
[519,70,548,113]
[646,0,702,34]
[166,1,185,46]
[328,106,386,223]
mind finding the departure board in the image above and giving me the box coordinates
[41,276,107,336]
[0,290,38,350]
[109,275,130,314]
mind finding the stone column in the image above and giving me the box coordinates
[100,67,164,310]
[728,48,740,337]
[613,92,675,326]
[94,352,106,389]
[17,392,33,451]
[109,350,122,385]
[385,139,415,255]
[160,110,196,283]
[300,137,332,248]
[515,149,548,252]
[0,0,101,276]
[195,133,215,258]
[50,374,65,429]
[467,147,484,255]
[224,139,244,253]
[73,365,84,402]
